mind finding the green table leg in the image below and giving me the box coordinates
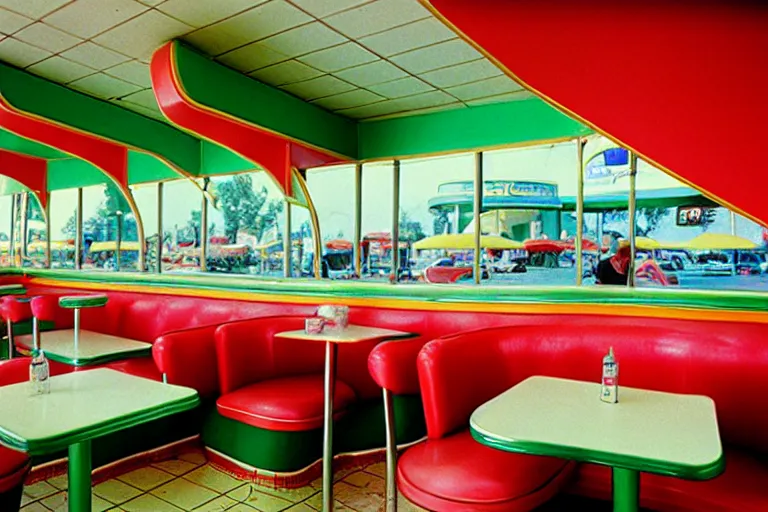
[68,440,92,512]
[612,467,639,512]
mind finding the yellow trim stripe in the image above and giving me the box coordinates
[28,277,768,325]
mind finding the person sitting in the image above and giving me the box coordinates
[596,242,631,285]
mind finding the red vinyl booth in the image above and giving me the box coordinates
[399,322,768,511]
[0,358,34,511]
[214,315,383,433]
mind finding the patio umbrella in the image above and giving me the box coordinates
[679,233,758,250]
[414,233,524,251]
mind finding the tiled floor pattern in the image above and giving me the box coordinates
[20,449,428,512]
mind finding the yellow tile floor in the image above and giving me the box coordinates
[20,449,428,512]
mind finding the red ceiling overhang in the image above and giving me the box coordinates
[150,42,346,198]
[0,149,47,208]
[0,95,128,191]
[428,0,768,227]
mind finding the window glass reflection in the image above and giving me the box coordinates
[162,179,202,273]
[0,195,11,267]
[49,189,78,269]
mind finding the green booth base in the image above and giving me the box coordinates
[29,405,203,470]
[202,395,426,475]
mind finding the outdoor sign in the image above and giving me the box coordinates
[677,206,708,226]
[437,180,557,198]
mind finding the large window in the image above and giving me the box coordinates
[131,184,158,272]
[400,153,474,284]
[49,189,78,269]
[360,161,394,281]
[0,195,11,267]
[306,165,355,280]
[162,179,203,273]
[206,172,285,276]
[482,142,579,286]
[80,183,139,272]
[22,193,47,269]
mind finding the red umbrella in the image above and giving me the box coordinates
[325,239,352,251]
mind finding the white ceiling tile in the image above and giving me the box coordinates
[60,42,130,70]
[0,37,51,67]
[217,42,290,73]
[27,55,95,83]
[258,22,346,58]
[367,76,434,99]
[44,0,148,39]
[288,0,370,18]
[359,17,454,57]
[465,90,535,106]
[324,0,430,38]
[420,58,502,88]
[445,75,524,101]
[249,59,323,86]
[137,0,164,5]
[118,88,158,109]
[389,90,456,110]
[369,102,464,120]
[280,75,355,100]
[94,10,192,60]
[332,59,406,87]
[183,1,312,56]
[0,0,71,19]
[390,38,481,74]
[311,88,384,110]
[298,42,376,73]
[335,100,403,119]
[69,72,142,99]
[104,60,151,87]
[157,0,267,28]
[13,22,80,53]
[0,8,33,35]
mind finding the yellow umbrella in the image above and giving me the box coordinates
[678,233,758,250]
[413,233,524,251]
[89,241,142,252]
[635,237,661,250]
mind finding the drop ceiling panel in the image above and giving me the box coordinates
[27,55,95,83]
[137,0,164,5]
[258,22,346,58]
[324,0,431,39]
[311,88,384,110]
[298,42,377,73]
[157,0,267,28]
[60,42,130,70]
[281,75,355,100]
[0,0,72,20]
[368,76,434,99]
[0,8,33,35]
[445,75,524,101]
[389,90,457,110]
[104,60,151,87]
[14,22,81,53]
[119,88,158,109]
[94,10,192,60]
[216,42,290,73]
[43,0,148,39]
[116,99,164,120]
[333,60,407,87]
[358,17,455,57]
[466,90,534,106]
[287,0,371,19]
[184,1,312,56]
[249,60,324,86]
[336,100,406,119]
[390,39,482,74]
[0,37,51,67]
[69,72,142,99]
[420,58,502,89]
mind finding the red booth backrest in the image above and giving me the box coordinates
[215,315,381,400]
[418,321,768,453]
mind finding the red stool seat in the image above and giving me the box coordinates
[398,429,575,512]
[30,296,59,323]
[217,374,357,432]
[0,297,31,324]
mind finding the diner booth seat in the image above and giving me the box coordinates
[0,358,34,512]
[205,315,425,472]
[403,321,768,512]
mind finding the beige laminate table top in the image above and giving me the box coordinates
[16,329,151,366]
[470,376,724,478]
[274,324,411,344]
